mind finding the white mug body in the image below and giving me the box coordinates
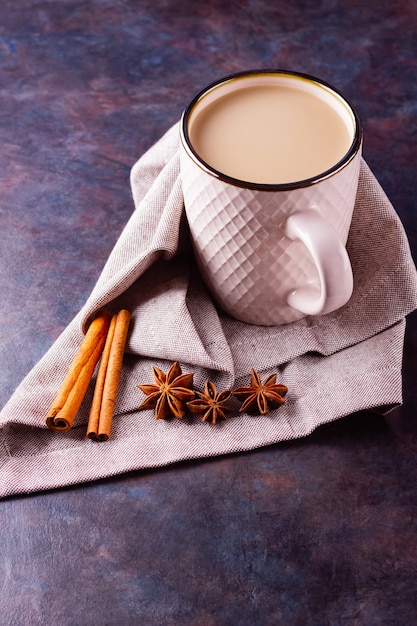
[180,70,363,326]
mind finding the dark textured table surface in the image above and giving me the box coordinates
[1,2,416,625]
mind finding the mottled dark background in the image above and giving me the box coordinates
[1,1,416,624]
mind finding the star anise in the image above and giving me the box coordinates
[187,380,232,425]
[233,369,288,415]
[138,362,195,420]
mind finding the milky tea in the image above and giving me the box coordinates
[186,72,356,185]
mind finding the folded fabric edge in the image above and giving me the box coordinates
[0,359,403,499]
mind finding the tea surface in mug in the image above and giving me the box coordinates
[188,79,354,185]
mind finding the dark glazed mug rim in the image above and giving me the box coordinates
[180,69,363,191]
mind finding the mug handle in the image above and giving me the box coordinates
[285,209,353,316]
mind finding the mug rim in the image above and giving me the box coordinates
[180,69,363,191]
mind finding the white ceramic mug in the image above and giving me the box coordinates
[179,70,362,326]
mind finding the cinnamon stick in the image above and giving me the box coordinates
[86,313,117,438]
[87,309,131,441]
[46,310,112,432]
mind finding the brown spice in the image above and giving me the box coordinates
[187,380,232,425]
[138,361,195,420]
[46,310,112,432]
[233,369,288,415]
[87,309,131,441]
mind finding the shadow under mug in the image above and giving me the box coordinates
[179,69,363,326]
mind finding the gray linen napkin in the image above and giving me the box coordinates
[1,122,417,498]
